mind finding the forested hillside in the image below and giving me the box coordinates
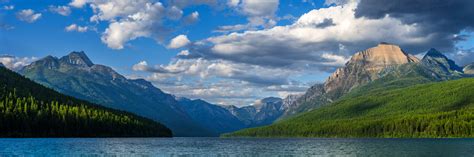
[0,66,172,137]
[225,78,474,138]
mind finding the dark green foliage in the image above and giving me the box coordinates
[0,67,172,137]
[225,78,474,138]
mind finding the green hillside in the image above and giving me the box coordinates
[0,66,172,137]
[225,78,474,138]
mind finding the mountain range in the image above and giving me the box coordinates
[226,43,474,137]
[7,42,473,137]
[18,51,289,136]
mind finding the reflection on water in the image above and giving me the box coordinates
[0,138,473,156]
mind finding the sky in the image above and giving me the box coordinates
[1,0,474,106]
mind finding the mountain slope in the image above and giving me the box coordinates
[282,44,463,118]
[0,66,171,137]
[225,78,474,138]
[177,98,246,134]
[421,48,463,78]
[20,52,212,136]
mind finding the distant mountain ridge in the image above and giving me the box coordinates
[224,97,286,127]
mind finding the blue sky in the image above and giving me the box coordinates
[1,0,473,106]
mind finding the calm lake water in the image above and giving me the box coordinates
[1,138,473,156]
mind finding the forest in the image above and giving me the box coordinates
[0,66,172,137]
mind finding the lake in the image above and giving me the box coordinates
[1,138,473,156]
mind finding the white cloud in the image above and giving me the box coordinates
[183,11,199,24]
[166,6,183,20]
[133,58,297,86]
[227,0,240,7]
[16,9,42,23]
[178,50,190,56]
[65,24,89,32]
[0,55,37,71]
[49,5,72,16]
[214,24,252,33]
[94,1,167,49]
[3,5,14,10]
[228,0,279,28]
[188,0,428,72]
[168,35,191,49]
[69,0,88,8]
[241,0,279,17]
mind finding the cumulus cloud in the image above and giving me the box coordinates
[183,11,199,25]
[167,0,218,8]
[166,6,183,20]
[65,24,89,32]
[133,58,297,86]
[0,55,37,71]
[181,0,438,73]
[168,35,191,49]
[16,9,41,23]
[49,5,72,16]
[89,0,170,49]
[69,0,88,8]
[227,0,280,29]
[133,61,182,73]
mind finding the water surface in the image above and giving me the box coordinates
[1,138,473,156]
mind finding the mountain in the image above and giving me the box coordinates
[464,63,474,75]
[282,43,463,118]
[225,78,474,138]
[0,66,171,137]
[421,48,463,78]
[20,51,213,136]
[176,97,246,134]
[325,42,420,96]
[225,97,285,127]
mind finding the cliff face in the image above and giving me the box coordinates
[324,43,420,96]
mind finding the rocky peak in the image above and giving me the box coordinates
[281,94,300,110]
[59,51,94,67]
[350,43,420,69]
[324,43,419,96]
[26,55,60,70]
[421,48,462,73]
[253,97,282,110]
[423,48,446,59]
